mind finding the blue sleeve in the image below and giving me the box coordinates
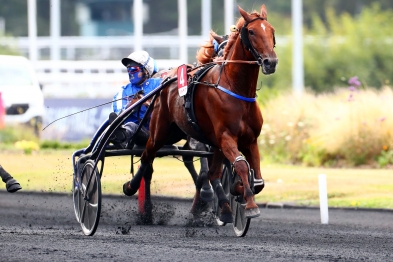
[112,89,125,114]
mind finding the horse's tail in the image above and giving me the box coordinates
[196,30,218,65]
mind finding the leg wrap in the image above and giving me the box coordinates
[130,162,153,190]
[253,177,265,194]
[0,165,12,183]
[195,171,206,190]
[211,178,229,207]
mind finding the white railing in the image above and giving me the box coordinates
[35,59,182,98]
[6,35,209,61]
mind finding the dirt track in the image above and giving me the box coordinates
[0,190,392,261]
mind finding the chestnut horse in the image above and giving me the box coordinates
[123,4,277,222]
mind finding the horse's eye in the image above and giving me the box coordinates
[249,30,254,36]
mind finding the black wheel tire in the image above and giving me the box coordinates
[78,160,102,236]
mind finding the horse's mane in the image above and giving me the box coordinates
[195,11,261,65]
[195,31,219,64]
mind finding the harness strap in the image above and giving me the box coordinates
[216,85,256,102]
[216,60,259,64]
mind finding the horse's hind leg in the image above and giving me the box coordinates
[183,139,213,219]
[123,111,172,197]
[183,138,214,202]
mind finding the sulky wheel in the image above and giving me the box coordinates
[230,174,251,237]
[75,159,102,236]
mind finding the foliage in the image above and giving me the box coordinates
[0,125,89,151]
[0,125,38,144]
[259,86,393,167]
[376,150,393,168]
[39,140,89,150]
[256,5,393,93]
[14,140,40,154]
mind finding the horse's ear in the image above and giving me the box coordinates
[260,4,267,20]
[211,31,225,44]
[238,5,252,23]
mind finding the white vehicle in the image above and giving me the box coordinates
[0,55,45,135]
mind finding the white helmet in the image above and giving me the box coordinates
[121,51,155,76]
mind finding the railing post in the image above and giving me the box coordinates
[292,0,304,96]
[178,0,188,64]
[133,0,143,52]
[27,0,38,64]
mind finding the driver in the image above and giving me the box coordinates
[110,51,162,148]
[0,165,22,193]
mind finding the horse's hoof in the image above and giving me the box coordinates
[6,179,22,193]
[200,186,214,202]
[245,207,260,218]
[219,212,233,224]
[123,181,137,196]
[219,202,233,223]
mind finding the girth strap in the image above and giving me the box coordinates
[184,63,215,144]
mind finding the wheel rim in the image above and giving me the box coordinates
[72,173,82,223]
[79,160,101,236]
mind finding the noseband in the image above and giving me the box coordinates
[240,17,276,66]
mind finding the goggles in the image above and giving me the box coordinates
[127,66,142,73]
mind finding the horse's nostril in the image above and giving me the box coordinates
[263,59,270,67]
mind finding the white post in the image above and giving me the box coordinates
[50,0,61,61]
[292,0,304,96]
[201,0,211,37]
[27,0,38,63]
[178,0,187,63]
[0,17,5,34]
[133,0,143,51]
[224,0,234,34]
[318,174,329,224]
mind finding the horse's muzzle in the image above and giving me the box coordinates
[261,58,278,75]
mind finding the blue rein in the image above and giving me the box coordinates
[216,85,256,102]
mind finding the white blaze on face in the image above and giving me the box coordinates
[261,23,266,32]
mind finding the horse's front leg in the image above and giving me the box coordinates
[242,141,265,195]
[219,134,260,218]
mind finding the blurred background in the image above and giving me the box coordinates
[0,0,392,168]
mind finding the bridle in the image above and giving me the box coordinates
[240,16,275,66]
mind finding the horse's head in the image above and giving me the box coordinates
[238,5,278,75]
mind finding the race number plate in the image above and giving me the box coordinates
[177,64,188,97]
